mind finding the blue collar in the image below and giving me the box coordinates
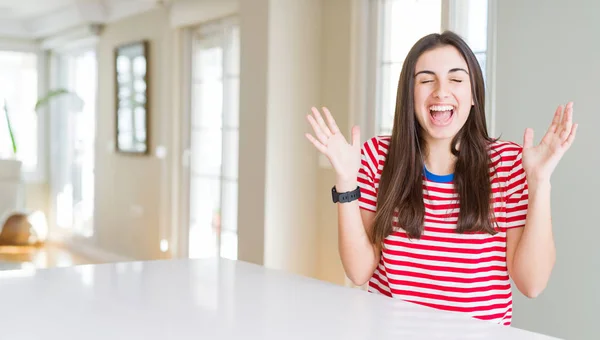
[423,166,454,183]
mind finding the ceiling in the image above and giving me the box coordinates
[0,0,72,19]
[0,0,167,39]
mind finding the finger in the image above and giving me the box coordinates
[548,105,562,134]
[311,107,332,137]
[351,125,361,148]
[560,102,573,141]
[561,102,573,125]
[540,106,562,145]
[306,114,329,145]
[562,123,578,148]
[322,107,340,134]
[523,128,534,149]
[305,133,328,154]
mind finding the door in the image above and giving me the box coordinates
[182,18,240,260]
[50,49,97,238]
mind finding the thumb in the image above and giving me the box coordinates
[523,128,534,149]
[351,125,361,148]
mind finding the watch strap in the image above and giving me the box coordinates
[332,186,361,203]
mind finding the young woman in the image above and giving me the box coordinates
[305,31,577,326]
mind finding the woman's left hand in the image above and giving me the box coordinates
[522,101,578,183]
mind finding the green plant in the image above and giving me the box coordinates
[3,88,83,156]
[4,99,16,154]
[34,88,79,111]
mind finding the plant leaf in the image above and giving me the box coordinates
[35,88,73,111]
[4,100,16,154]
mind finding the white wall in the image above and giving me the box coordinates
[316,0,353,284]
[264,0,322,277]
[238,0,322,278]
[94,8,175,260]
[237,0,269,266]
[494,1,598,339]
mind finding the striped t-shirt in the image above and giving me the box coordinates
[357,136,528,326]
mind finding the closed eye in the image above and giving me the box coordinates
[451,79,463,83]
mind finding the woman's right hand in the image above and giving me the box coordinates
[305,107,362,187]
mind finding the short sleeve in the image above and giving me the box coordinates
[357,137,380,212]
[504,147,529,229]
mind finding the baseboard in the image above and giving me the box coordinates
[52,235,133,264]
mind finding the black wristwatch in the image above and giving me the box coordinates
[332,186,361,203]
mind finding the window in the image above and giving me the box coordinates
[451,0,489,82]
[374,0,443,135]
[371,0,490,136]
[51,49,97,238]
[0,51,40,175]
[187,18,239,261]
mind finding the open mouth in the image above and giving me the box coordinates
[429,105,455,126]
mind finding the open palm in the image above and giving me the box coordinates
[522,102,578,182]
[305,107,361,182]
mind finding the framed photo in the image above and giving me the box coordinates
[114,40,149,154]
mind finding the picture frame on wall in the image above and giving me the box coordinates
[114,40,150,155]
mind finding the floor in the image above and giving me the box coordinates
[0,243,92,271]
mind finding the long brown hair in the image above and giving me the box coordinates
[370,31,497,248]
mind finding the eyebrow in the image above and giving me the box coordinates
[415,68,469,77]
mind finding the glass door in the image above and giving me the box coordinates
[187,18,240,260]
[51,49,97,238]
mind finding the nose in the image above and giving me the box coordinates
[433,82,450,99]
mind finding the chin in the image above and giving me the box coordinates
[421,118,464,140]
[424,129,458,142]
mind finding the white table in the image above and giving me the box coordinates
[0,258,559,339]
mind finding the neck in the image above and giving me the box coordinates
[422,137,456,175]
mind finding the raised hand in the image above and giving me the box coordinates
[305,107,362,184]
[522,101,578,183]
